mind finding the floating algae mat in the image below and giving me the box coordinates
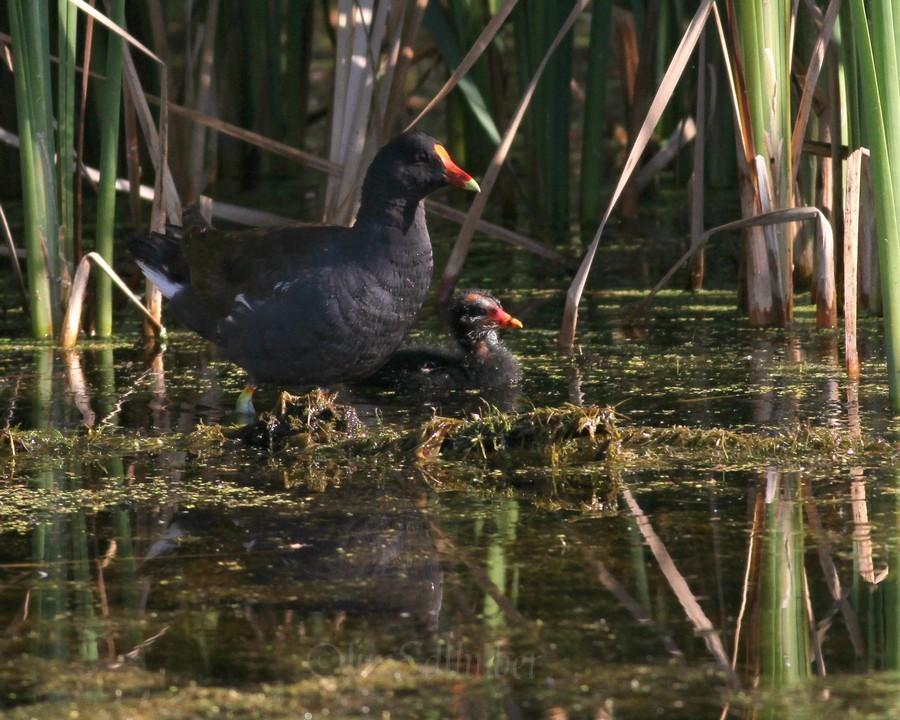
[219,391,889,470]
[2,390,890,477]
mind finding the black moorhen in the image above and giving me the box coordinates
[127,131,479,413]
[361,290,523,394]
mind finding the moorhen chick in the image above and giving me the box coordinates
[361,290,523,395]
[127,131,480,413]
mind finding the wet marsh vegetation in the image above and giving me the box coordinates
[6,0,900,716]
[1,253,900,717]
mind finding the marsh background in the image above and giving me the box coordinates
[2,1,900,718]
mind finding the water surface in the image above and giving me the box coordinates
[0,241,898,719]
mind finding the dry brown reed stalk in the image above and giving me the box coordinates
[437,0,590,306]
[405,0,518,131]
[560,0,716,348]
[60,252,166,348]
[324,0,392,224]
[621,485,740,688]
[121,51,181,221]
[844,149,867,378]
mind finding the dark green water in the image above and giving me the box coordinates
[1,234,899,719]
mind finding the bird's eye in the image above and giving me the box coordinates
[413,152,428,163]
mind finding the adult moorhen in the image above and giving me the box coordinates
[127,131,480,413]
[361,290,523,394]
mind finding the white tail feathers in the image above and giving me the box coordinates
[135,260,184,299]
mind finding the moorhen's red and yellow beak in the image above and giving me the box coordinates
[435,144,481,192]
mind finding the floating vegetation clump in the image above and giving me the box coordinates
[232,390,366,451]
[227,392,620,468]
[407,403,620,467]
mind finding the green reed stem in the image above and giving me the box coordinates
[57,0,78,283]
[579,0,612,230]
[733,0,793,322]
[760,475,809,685]
[849,0,900,411]
[95,0,125,337]
[514,2,574,242]
[8,0,60,337]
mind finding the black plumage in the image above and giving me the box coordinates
[362,290,523,394]
[127,131,479,396]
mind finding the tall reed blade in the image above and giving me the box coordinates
[579,0,613,231]
[8,0,61,337]
[731,0,794,325]
[57,0,78,291]
[848,0,900,410]
[514,2,574,241]
[94,0,126,337]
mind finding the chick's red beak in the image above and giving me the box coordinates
[435,144,481,192]
[492,307,524,329]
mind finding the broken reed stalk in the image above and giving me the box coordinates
[59,252,166,348]
[844,149,865,379]
[626,205,835,326]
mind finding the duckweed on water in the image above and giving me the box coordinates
[2,391,894,479]
[10,654,898,720]
[0,656,501,719]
